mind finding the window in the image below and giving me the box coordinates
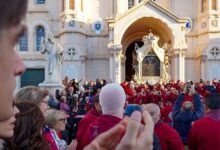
[18,29,28,51]
[128,0,134,9]
[212,0,217,10]
[35,26,45,51]
[68,48,76,57]
[210,47,219,58]
[70,0,74,10]
[202,0,208,12]
[36,0,45,4]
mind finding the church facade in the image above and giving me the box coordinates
[16,0,220,88]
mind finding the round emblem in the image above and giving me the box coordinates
[185,17,193,33]
[69,20,75,27]
[92,21,104,34]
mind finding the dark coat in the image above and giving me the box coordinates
[172,93,204,144]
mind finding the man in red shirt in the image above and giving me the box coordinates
[143,103,184,150]
[161,101,173,124]
[76,94,102,150]
[188,93,220,150]
[80,83,126,149]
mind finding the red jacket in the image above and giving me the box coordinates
[79,115,121,149]
[161,105,172,123]
[154,120,184,150]
[134,94,147,104]
[188,110,220,150]
[76,107,101,150]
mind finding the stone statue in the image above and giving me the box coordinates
[134,43,139,51]
[132,46,138,78]
[162,44,171,81]
[40,32,64,81]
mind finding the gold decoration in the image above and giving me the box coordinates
[211,20,218,27]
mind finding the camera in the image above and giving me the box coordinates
[124,104,143,117]
[185,82,192,93]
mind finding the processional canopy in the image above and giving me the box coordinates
[134,31,170,84]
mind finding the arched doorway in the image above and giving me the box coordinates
[122,17,173,82]
[108,2,188,83]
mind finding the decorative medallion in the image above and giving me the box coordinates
[79,22,84,28]
[185,17,193,33]
[210,47,219,58]
[211,20,218,27]
[92,20,104,34]
[69,20,75,27]
[201,22,207,28]
[67,48,76,57]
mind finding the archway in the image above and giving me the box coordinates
[122,17,173,81]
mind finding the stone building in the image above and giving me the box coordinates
[17,0,220,88]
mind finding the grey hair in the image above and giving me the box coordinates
[45,109,66,128]
[15,86,49,105]
[142,103,161,124]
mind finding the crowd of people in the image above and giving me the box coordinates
[58,77,220,150]
[1,0,220,150]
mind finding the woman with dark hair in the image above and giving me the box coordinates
[11,102,50,150]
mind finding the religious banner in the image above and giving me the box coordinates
[142,55,160,76]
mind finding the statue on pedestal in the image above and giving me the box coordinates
[40,32,64,82]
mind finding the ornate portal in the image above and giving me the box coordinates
[134,32,170,84]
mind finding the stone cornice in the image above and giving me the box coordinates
[28,8,49,14]
[56,30,108,38]
[147,1,187,23]
[20,53,45,60]
[207,59,220,61]
[107,0,187,25]
[86,56,109,60]
[186,30,220,38]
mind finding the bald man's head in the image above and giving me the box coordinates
[142,103,160,124]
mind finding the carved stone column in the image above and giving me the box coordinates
[109,26,114,44]
[121,55,126,82]
[109,46,122,83]
[80,55,86,81]
[179,50,186,82]
[134,0,139,5]
[74,0,81,14]
[173,50,185,81]
[200,55,207,80]
[65,0,69,11]
[109,51,114,82]
[172,50,178,81]
[116,0,128,16]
